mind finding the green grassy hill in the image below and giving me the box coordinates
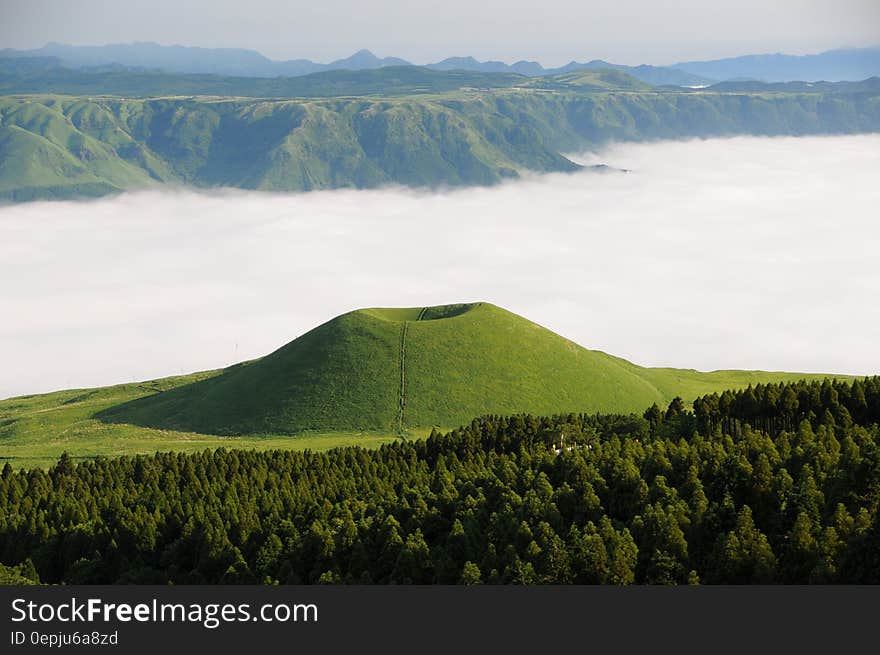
[1,73,877,200]
[0,302,853,466]
[99,302,845,436]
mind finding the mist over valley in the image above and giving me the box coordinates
[1,134,877,399]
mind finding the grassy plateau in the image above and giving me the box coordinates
[0,68,877,200]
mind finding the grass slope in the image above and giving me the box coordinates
[0,372,396,470]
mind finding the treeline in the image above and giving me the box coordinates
[0,378,878,584]
[690,378,880,436]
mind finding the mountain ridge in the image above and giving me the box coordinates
[675,46,880,83]
[1,80,877,201]
[3,43,879,84]
[0,42,706,85]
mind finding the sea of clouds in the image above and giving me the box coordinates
[1,134,879,398]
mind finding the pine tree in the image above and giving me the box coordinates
[459,561,482,585]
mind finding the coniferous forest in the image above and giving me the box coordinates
[1,377,878,585]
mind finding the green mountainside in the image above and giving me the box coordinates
[0,302,849,467]
[0,69,877,200]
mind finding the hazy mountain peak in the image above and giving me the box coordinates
[328,49,412,69]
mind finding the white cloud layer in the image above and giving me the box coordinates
[1,134,879,399]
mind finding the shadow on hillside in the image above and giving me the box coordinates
[94,364,248,436]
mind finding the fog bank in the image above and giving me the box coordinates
[2,134,879,398]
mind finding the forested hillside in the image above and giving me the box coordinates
[1,377,877,584]
[1,72,878,200]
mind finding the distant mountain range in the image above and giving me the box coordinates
[674,47,880,83]
[3,42,877,85]
[0,43,411,77]
[0,43,706,86]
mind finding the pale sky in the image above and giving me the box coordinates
[1,0,878,66]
